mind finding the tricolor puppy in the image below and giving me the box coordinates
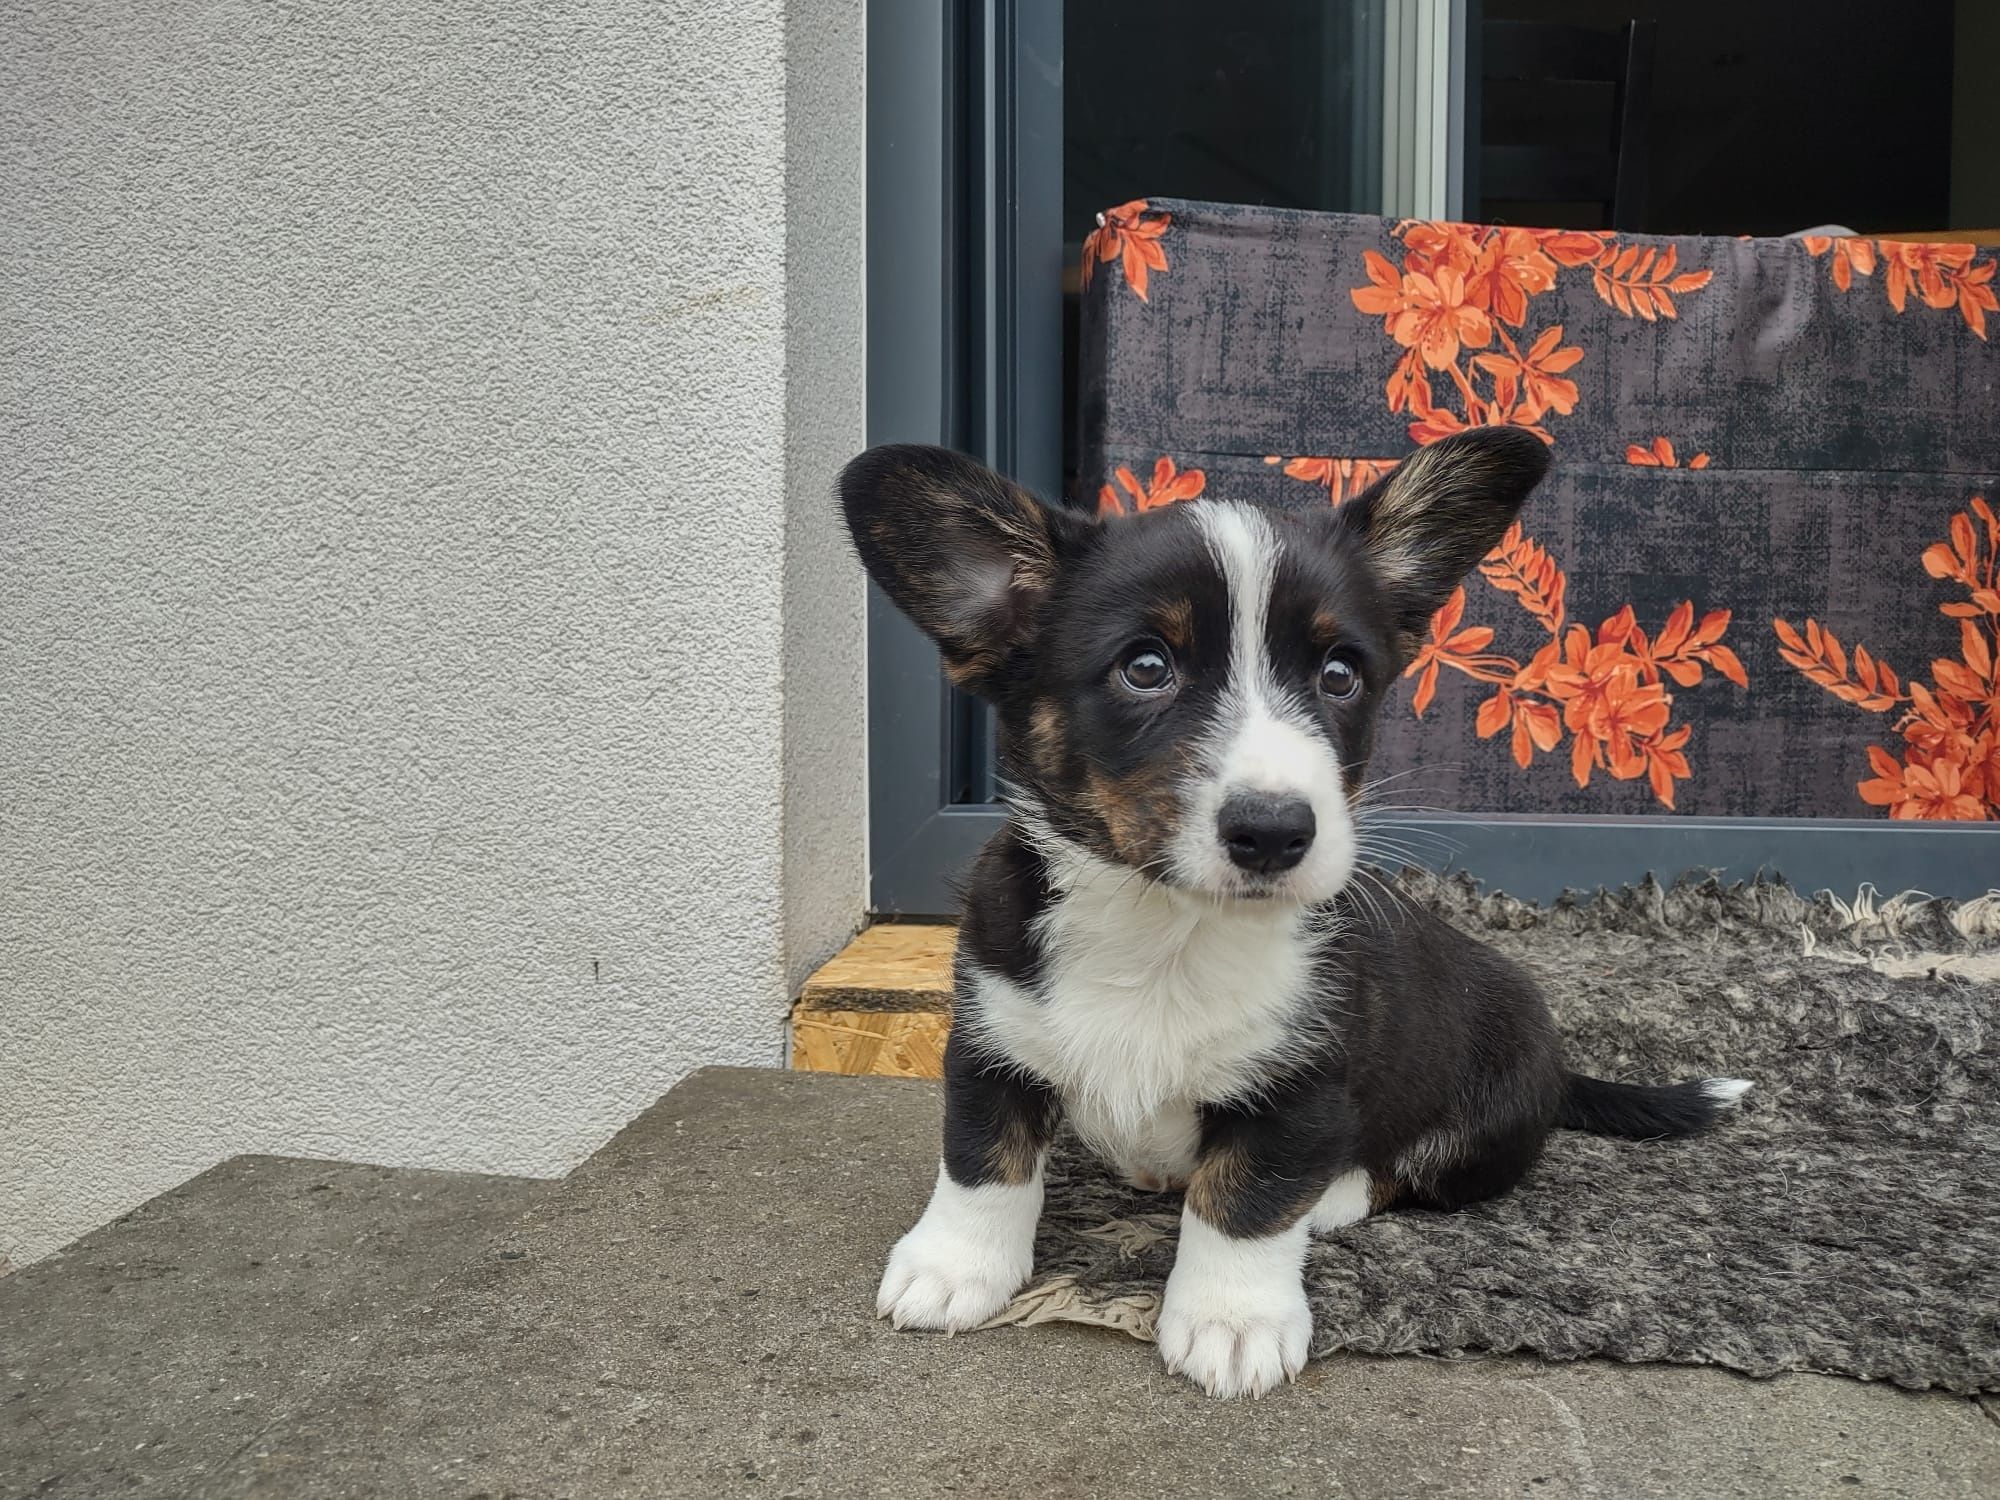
[840,429,1749,1399]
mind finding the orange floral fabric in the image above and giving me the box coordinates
[1075,200,2000,819]
[1097,455,1204,516]
[1081,200,1173,303]
[1805,236,1997,338]
[1777,497,2000,819]
[1335,221,1736,808]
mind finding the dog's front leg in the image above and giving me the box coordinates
[1157,1099,1349,1398]
[876,1028,1061,1332]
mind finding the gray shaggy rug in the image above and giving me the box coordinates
[985,873,2000,1394]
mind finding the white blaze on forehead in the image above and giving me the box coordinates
[1174,502,1355,902]
[1192,501,1280,707]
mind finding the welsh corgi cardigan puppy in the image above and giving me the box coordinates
[840,429,1748,1399]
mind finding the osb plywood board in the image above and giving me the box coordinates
[797,923,953,1013]
[791,924,954,1079]
[790,1007,950,1079]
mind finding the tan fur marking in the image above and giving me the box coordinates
[1311,608,1342,647]
[1185,1146,1318,1233]
[1082,757,1186,870]
[985,1114,1044,1185]
[1029,700,1066,777]
[1368,1173,1405,1214]
[1183,1144,1250,1226]
[1152,596,1195,652]
[941,653,995,689]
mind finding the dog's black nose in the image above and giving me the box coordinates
[1217,794,1315,875]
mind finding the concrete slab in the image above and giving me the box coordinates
[213,1068,1999,1500]
[0,1155,552,1499]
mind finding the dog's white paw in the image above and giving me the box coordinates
[875,1163,1041,1332]
[1157,1212,1312,1398]
[1157,1285,1312,1398]
[876,1226,1028,1331]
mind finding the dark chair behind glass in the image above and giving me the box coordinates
[1477,18,1656,232]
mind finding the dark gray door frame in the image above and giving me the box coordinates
[863,1,1999,915]
[865,0,1060,914]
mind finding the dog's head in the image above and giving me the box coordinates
[841,430,1549,904]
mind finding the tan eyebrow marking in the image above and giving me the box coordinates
[1151,595,1195,652]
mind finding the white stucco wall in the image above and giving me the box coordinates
[0,1,867,1265]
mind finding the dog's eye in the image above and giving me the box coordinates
[1318,651,1362,701]
[1116,644,1175,695]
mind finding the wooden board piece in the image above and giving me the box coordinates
[790,1007,950,1079]
[797,923,954,1014]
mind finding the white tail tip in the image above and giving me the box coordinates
[1702,1077,1754,1107]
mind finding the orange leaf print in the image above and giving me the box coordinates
[1097,455,1205,516]
[1477,521,1567,633]
[1081,201,1172,303]
[1534,228,1613,268]
[1590,239,1710,320]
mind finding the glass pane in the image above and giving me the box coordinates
[1065,2,1388,240]
[1061,1,1393,506]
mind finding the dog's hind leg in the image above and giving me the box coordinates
[1398,1115,1550,1213]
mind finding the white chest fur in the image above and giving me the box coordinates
[963,856,1317,1178]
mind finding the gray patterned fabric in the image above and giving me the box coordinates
[992,872,2000,1393]
[1076,202,2000,821]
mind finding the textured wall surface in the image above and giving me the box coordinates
[0,1,866,1264]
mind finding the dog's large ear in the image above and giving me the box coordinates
[1342,427,1551,651]
[839,444,1088,696]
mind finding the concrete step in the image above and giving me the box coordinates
[0,1154,553,1499]
[194,1068,1996,1499]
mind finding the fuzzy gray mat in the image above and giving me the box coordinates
[988,873,2000,1393]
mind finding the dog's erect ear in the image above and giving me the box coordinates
[1342,427,1551,650]
[839,444,1087,695]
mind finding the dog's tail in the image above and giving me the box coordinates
[1557,1073,1752,1139]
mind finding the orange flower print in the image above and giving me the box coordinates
[1263,455,1397,506]
[1081,200,1172,302]
[1801,234,1877,291]
[1880,240,1972,313]
[1342,220,1738,807]
[1404,587,1506,716]
[1778,495,2000,819]
[1463,228,1559,326]
[1097,455,1205,516]
[1353,222,1711,450]
[1806,236,1996,339]
[1547,628,1676,791]
[1858,747,1986,820]
[1353,251,1498,369]
[1406,571,1741,808]
[1474,324,1583,423]
[1392,267,1494,370]
[1625,436,1711,469]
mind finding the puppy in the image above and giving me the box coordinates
[840,429,1749,1398]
